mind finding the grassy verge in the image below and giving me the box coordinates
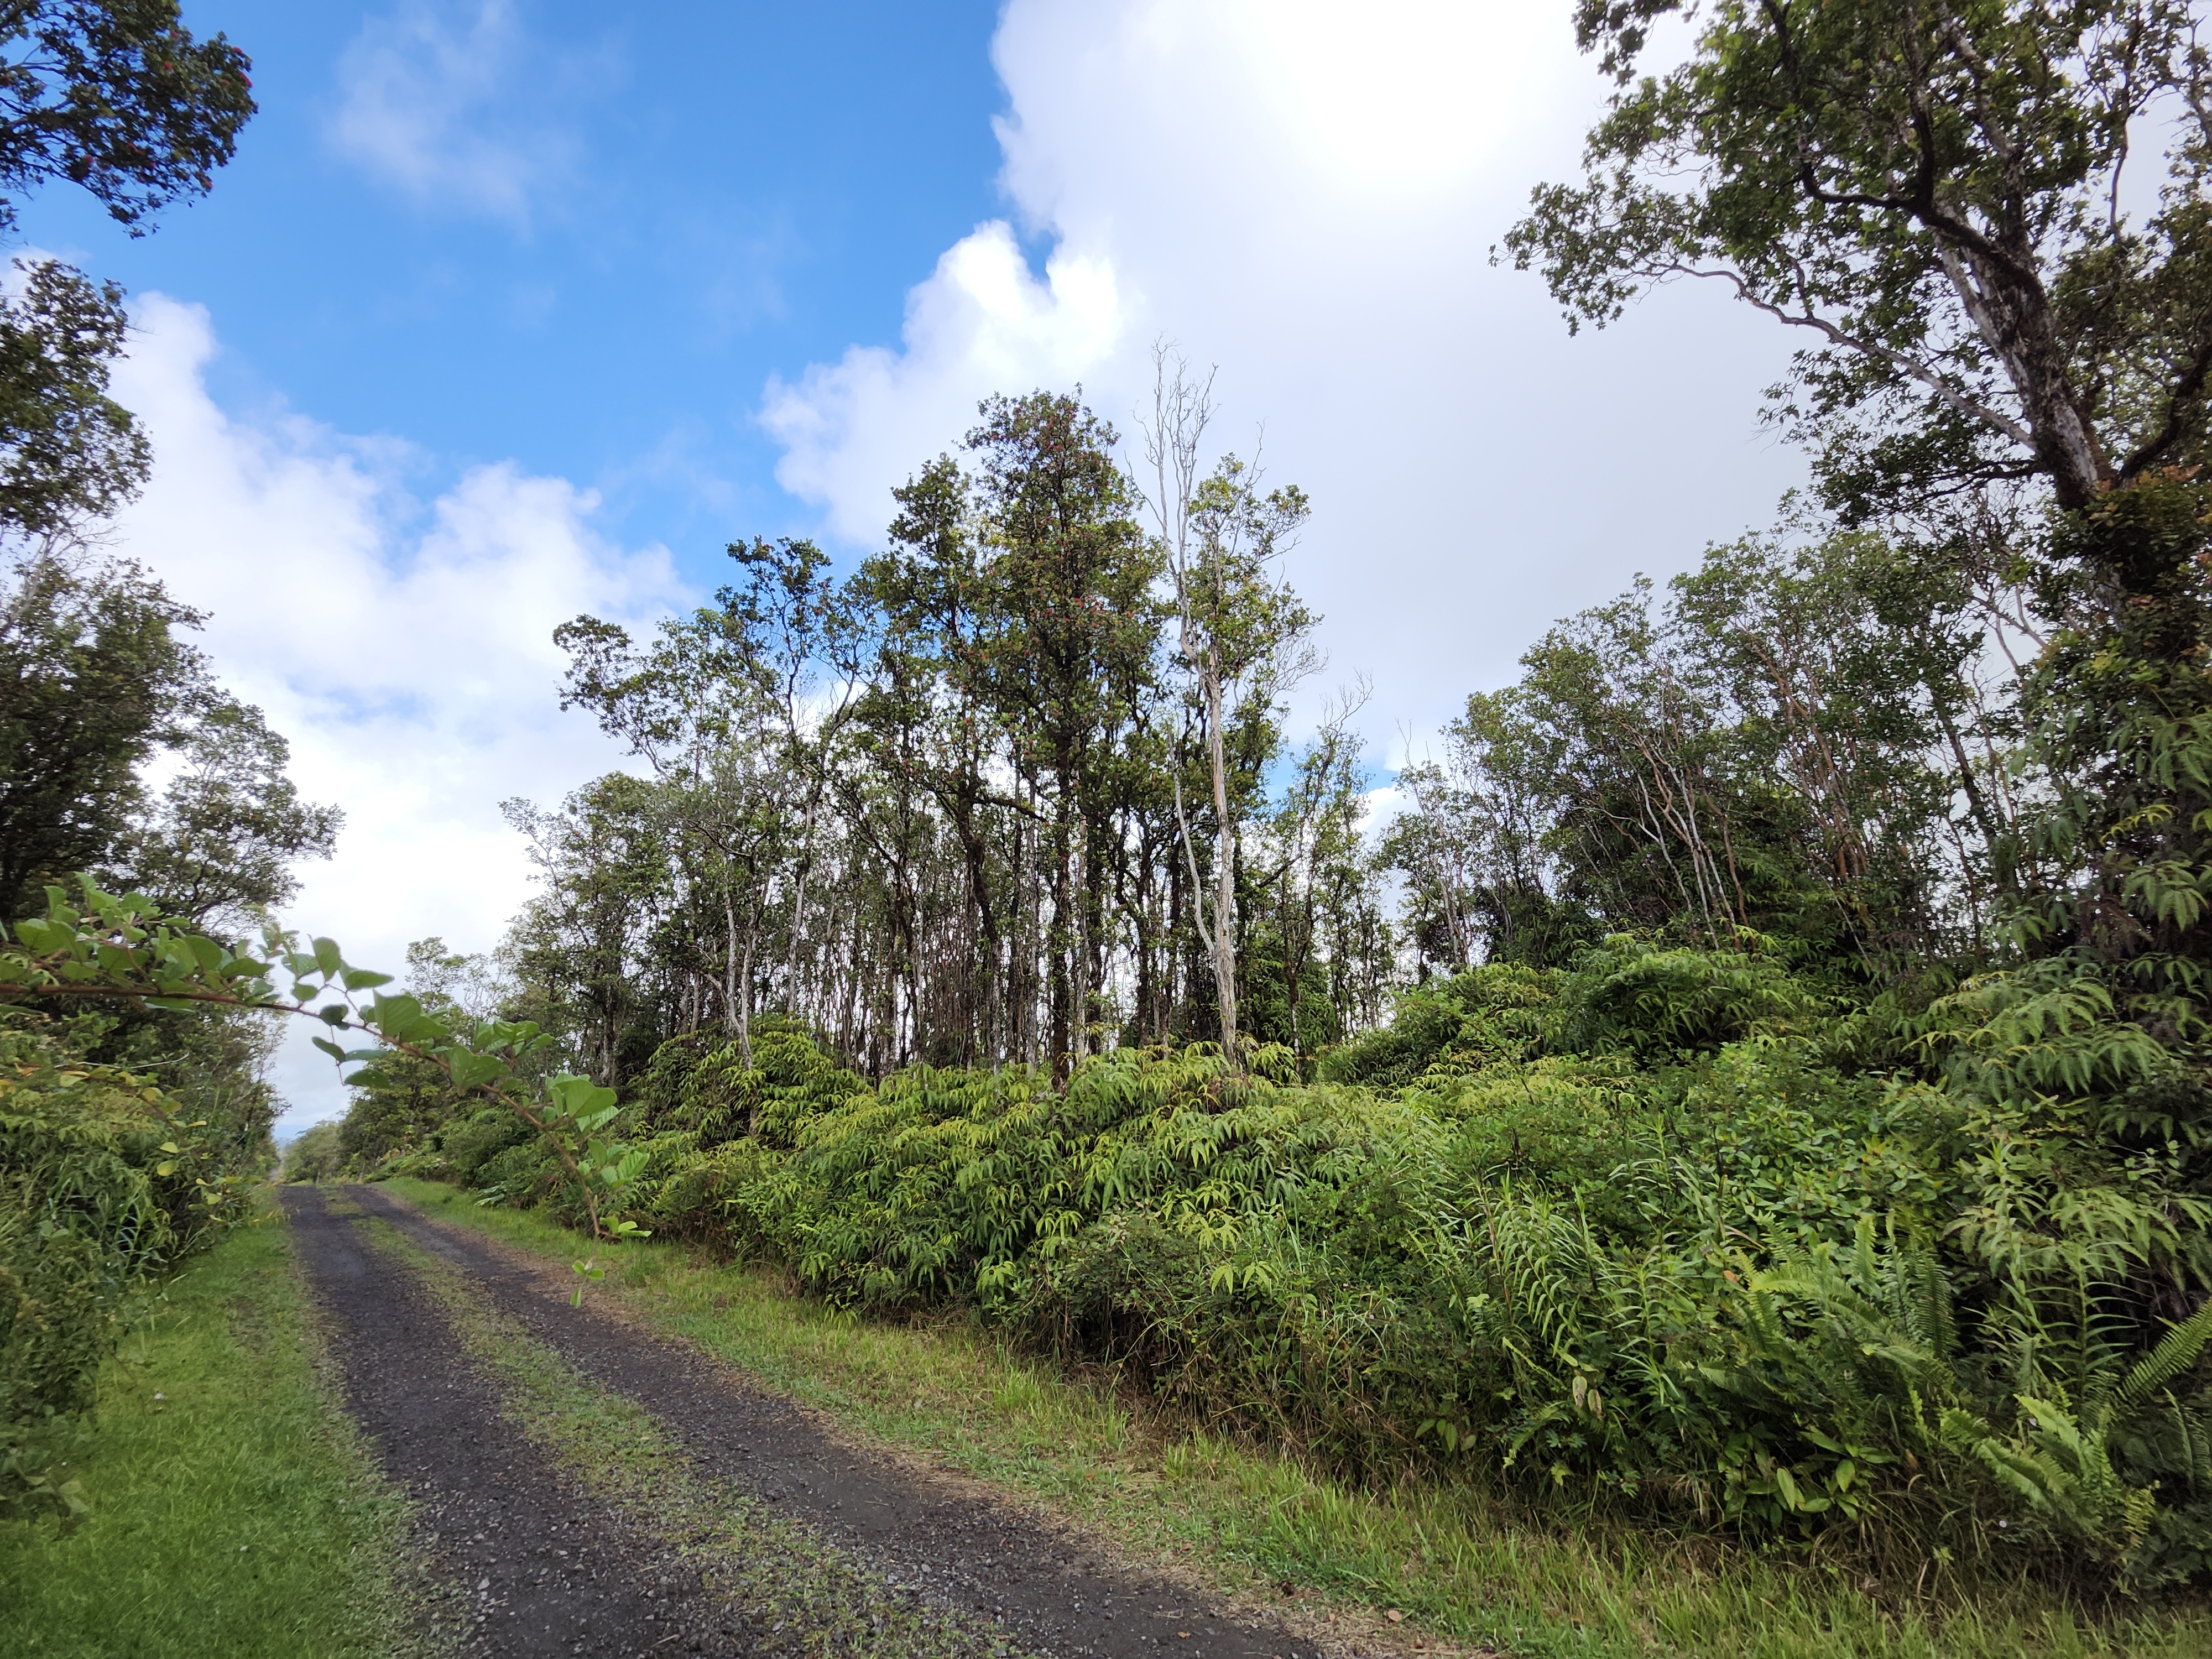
[380,1176,2212,1659]
[0,1193,427,1659]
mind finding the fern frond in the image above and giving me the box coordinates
[2114,1297,2212,1420]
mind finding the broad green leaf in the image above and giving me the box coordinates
[448,1052,506,1089]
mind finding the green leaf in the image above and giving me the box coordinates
[341,967,394,991]
[311,1036,345,1062]
[447,1052,506,1090]
[312,937,342,977]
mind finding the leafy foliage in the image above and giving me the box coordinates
[0,0,253,239]
[384,930,2206,1588]
[0,1006,248,1515]
[0,258,147,536]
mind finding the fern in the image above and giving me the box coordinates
[2114,1298,2212,1419]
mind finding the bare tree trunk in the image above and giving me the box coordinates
[1204,651,1238,1061]
[784,784,821,1011]
[738,890,759,1069]
[722,885,740,1037]
[1071,816,1090,1063]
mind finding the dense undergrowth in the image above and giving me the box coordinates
[0,1010,259,1514]
[371,935,2212,1599]
[389,1175,2212,1659]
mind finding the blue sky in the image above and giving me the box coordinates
[24,1,1013,569]
[35,2,1811,1131]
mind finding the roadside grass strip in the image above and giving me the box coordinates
[358,1203,1042,1658]
[0,1195,427,1659]
[380,1176,2212,1659]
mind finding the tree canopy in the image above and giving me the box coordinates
[1506,0,2212,536]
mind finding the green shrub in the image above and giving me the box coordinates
[0,1012,246,1515]
[411,938,2212,1590]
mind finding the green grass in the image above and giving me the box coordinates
[0,1194,426,1659]
[381,1176,2212,1659]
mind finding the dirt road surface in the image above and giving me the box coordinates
[280,1184,1359,1659]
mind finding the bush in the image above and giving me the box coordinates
[0,1012,248,1515]
[278,1122,343,1182]
[400,938,2212,1590]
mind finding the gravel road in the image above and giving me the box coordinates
[279,1184,1345,1659]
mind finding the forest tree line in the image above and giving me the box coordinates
[503,382,1392,1090]
[492,424,2032,1097]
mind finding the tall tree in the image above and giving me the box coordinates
[1505,0,2212,536]
[0,2,254,539]
[967,390,1159,1076]
[1141,353,1315,1068]
[0,551,194,916]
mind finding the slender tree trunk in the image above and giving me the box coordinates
[722,885,740,1037]
[738,890,759,1069]
[784,781,822,1010]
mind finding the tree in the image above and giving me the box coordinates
[0,551,196,917]
[107,692,340,928]
[1251,679,1373,1060]
[0,259,147,535]
[1505,0,2212,538]
[522,385,1378,1088]
[717,537,865,1028]
[504,776,675,1088]
[556,538,857,1067]
[280,1119,342,1182]
[333,939,502,1168]
[0,550,338,929]
[0,1,253,238]
[1388,531,2013,972]
[1504,0,2212,1019]
[967,389,1160,1076]
[1141,352,1315,1068]
[858,458,1019,1065]
[0,3,255,540]
[0,5,273,922]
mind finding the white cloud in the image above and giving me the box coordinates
[763,222,1125,542]
[329,0,582,221]
[107,296,684,1135]
[762,0,1809,742]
